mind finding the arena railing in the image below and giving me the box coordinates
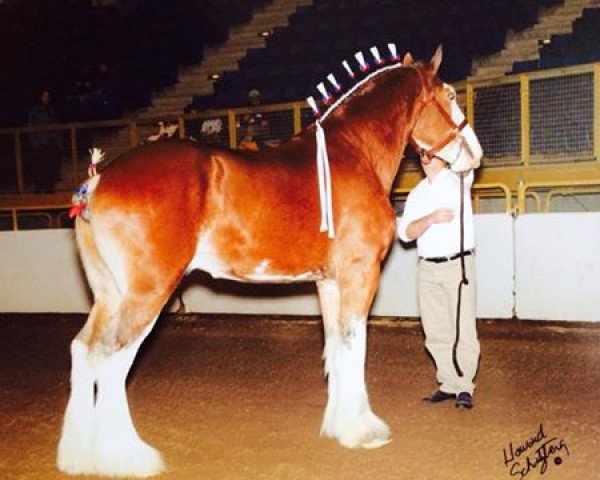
[517,178,600,213]
[1,61,600,223]
[0,195,72,230]
[466,62,599,166]
[0,102,309,195]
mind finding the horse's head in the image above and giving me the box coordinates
[408,46,483,173]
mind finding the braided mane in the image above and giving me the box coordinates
[306,44,406,121]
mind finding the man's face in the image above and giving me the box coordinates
[40,91,50,104]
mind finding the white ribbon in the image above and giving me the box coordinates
[312,61,406,240]
[315,121,335,238]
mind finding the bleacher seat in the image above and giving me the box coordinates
[191,0,558,111]
[0,0,272,126]
[511,5,600,74]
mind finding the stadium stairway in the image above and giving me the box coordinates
[84,0,313,171]
[61,0,600,191]
[138,0,313,119]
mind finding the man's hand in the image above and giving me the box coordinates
[427,208,454,225]
[405,208,454,240]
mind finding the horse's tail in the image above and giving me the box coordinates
[69,148,105,221]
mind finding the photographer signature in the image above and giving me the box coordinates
[503,424,569,479]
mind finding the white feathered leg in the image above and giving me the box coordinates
[321,317,390,448]
[93,322,165,478]
[316,280,340,438]
[57,339,97,474]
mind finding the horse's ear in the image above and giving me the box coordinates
[403,52,414,65]
[430,45,443,74]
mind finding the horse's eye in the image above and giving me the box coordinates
[448,90,456,101]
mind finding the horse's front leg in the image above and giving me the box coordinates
[316,269,390,449]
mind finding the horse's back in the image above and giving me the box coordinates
[86,139,328,282]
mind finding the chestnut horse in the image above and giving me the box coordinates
[57,47,482,477]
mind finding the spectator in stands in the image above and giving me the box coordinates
[237,89,272,150]
[27,89,63,193]
[397,155,480,410]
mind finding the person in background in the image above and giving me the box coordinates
[27,89,63,193]
[237,89,271,150]
[397,154,480,409]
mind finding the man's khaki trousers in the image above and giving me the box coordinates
[418,255,480,395]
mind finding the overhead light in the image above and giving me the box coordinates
[258,30,271,38]
[208,73,220,81]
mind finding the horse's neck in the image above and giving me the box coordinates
[327,102,416,193]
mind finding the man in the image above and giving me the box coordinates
[237,89,273,150]
[397,155,480,409]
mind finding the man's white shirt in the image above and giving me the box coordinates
[397,168,475,258]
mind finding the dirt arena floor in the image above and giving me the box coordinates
[1,314,600,480]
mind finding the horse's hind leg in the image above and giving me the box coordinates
[58,219,121,475]
[59,290,171,477]
[91,291,169,478]
[317,265,390,449]
[91,247,190,477]
[57,302,106,475]
[58,219,181,477]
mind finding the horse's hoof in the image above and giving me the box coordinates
[94,437,166,478]
[57,455,96,476]
[57,424,95,475]
[325,410,391,449]
[361,437,392,449]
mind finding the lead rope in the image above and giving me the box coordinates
[452,172,468,378]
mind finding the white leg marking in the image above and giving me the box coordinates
[57,340,97,474]
[58,322,164,478]
[93,322,165,478]
[321,318,391,448]
[316,279,340,440]
[321,330,339,438]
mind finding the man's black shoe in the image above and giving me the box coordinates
[456,392,473,409]
[423,390,456,403]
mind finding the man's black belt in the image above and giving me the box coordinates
[420,250,474,263]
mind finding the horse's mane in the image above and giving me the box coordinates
[307,45,415,123]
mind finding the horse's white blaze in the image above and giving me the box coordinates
[456,123,483,168]
[321,317,391,448]
[447,86,483,172]
[413,84,483,173]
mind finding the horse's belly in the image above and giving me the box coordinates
[186,230,322,283]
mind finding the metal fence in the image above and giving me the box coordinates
[473,82,521,162]
[470,63,600,166]
[0,102,309,195]
[1,61,600,199]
